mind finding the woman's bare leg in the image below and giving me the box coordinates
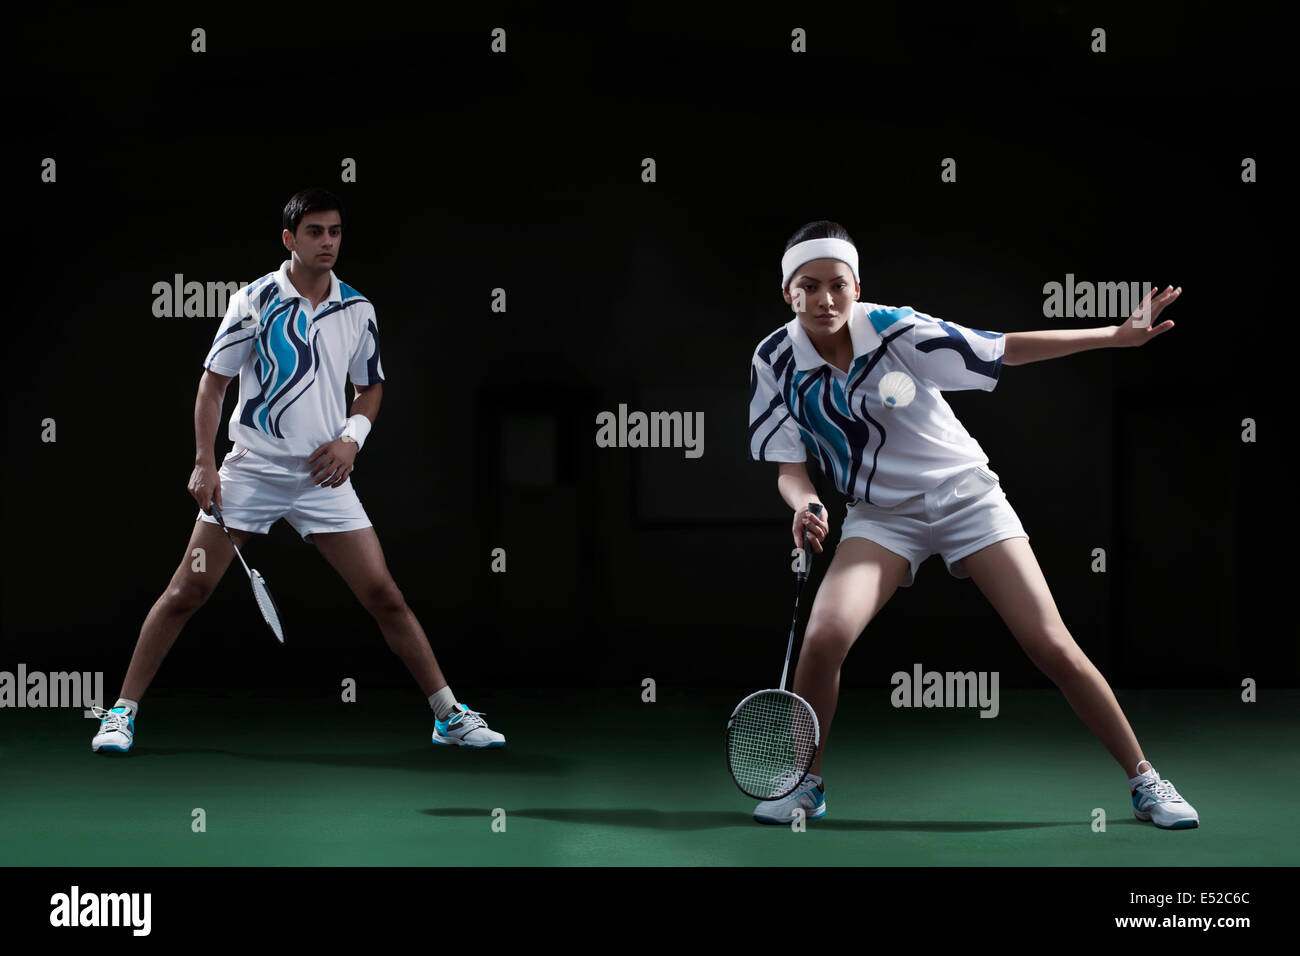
[961,536,1146,777]
[793,536,911,776]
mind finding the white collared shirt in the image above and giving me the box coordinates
[203,261,383,471]
[749,301,1005,507]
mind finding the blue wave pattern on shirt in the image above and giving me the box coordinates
[238,293,314,438]
[205,274,277,365]
[914,316,1002,380]
[770,312,913,502]
[748,327,793,459]
[790,368,874,496]
[313,283,382,383]
[222,277,376,440]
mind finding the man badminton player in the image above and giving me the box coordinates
[746,220,1196,828]
[92,188,504,753]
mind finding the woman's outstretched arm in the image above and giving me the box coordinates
[1005,284,1180,366]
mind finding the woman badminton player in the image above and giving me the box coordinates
[746,220,1197,828]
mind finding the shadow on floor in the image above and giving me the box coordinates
[124,746,571,773]
[420,807,1076,832]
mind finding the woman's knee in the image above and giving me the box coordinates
[1027,629,1089,681]
[802,615,862,665]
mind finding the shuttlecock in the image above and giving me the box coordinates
[878,371,916,409]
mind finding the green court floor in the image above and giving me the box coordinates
[1,687,1294,866]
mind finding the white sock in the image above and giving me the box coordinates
[1129,760,1155,786]
[114,697,139,717]
[428,686,457,721]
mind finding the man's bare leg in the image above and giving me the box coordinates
[309,527,446,696]
[118,518,252,702]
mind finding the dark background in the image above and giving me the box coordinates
[7,4,1294,696]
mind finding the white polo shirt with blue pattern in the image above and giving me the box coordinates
[749,300,1004,508]
[203,261,383,471]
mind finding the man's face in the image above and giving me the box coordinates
[284,210,342,269]
[782,257,859,337]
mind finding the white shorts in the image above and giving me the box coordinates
[839,465,1028,587]
[195,446,372,541]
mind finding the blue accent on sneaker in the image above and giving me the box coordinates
[93,706,134,754]
[433,703,467,736]
[108,706,136,733]
[753,782,827,824]
[431,703,503,748]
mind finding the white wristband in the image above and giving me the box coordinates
[340,414,372,449]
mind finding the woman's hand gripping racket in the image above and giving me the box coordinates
[207,499,286,644]
[726,501,824,800]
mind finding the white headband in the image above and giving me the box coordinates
[780,238,860,290]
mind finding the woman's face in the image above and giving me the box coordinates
[782,257,859,337]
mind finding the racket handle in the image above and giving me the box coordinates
[797,501,824,582]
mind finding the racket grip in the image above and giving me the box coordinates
[797,502,824,581]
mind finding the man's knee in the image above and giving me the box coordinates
[162,579,215,615]
[363,581,407,618]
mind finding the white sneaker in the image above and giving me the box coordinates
[91,705,134,754]
[1131,763,1199,829]
[432,703,505,749]
[753,772,825,824]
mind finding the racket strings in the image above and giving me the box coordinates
[250,573,284,640]
[728,691,818,798]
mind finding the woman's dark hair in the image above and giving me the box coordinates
[283,188,345,234]
[784,220,855,253]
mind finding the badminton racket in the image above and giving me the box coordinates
[725,501,823,800]
[208,499,285,644]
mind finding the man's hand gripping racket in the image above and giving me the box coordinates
[725,501,824,800]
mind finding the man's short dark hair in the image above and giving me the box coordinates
[283,188,345,234]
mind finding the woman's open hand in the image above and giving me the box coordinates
[1115,284,1180,348]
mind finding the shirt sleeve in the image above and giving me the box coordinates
[202,287,256,375]
[897,306,1004,392]
[749,346,807,462]
[349,304,385,386]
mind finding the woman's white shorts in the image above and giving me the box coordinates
[839,465,1028,587]
[194,446,373,541]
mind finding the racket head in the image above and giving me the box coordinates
[249,569,285,644]
[725,688,821,800]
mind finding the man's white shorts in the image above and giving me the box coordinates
[839,465,1028,588]
[195,446,373,540]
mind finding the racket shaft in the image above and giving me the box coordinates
[778,621,796,691]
